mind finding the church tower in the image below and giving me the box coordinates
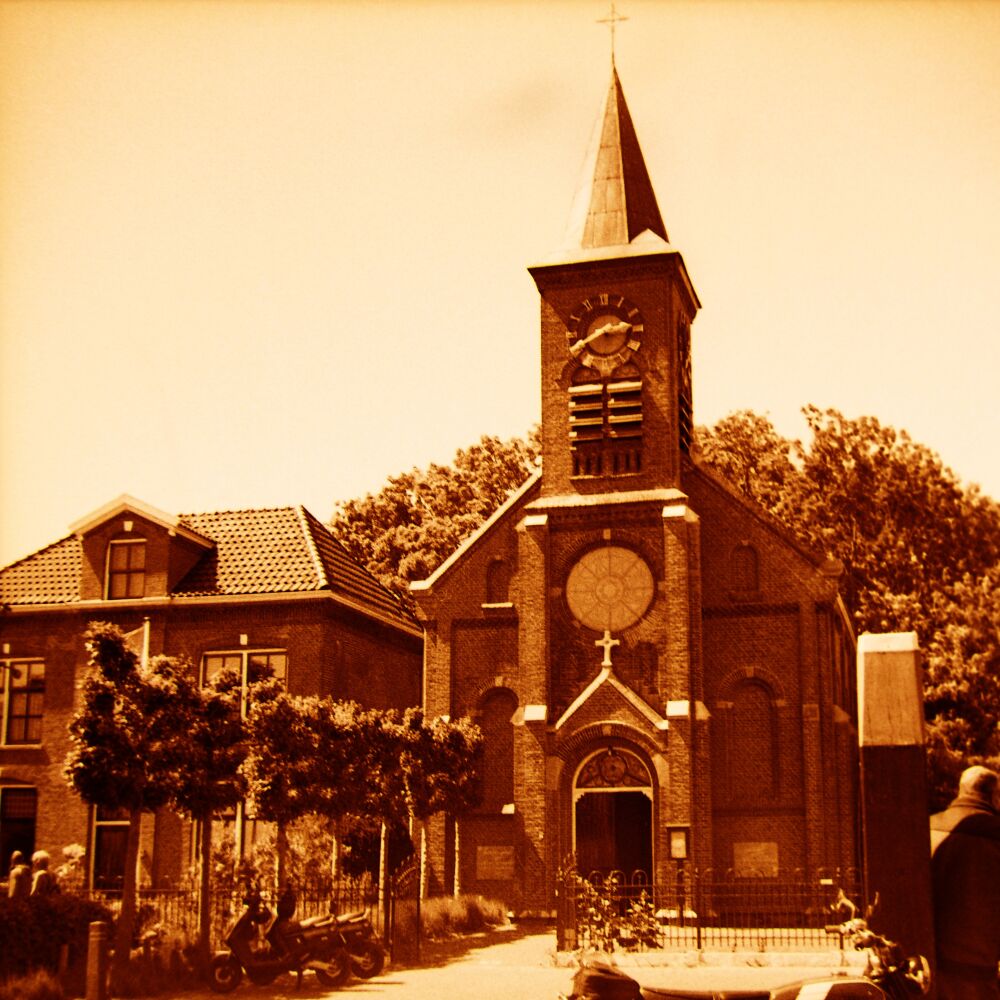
[532,67,699,497]
[413,66,857,919]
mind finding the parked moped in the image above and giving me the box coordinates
[333,908,387,979]
[208,889,351,992]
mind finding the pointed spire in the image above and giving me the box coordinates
[564,68,668,251]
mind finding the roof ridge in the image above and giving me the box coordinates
[178,505,298,519]
[296,506,330,590]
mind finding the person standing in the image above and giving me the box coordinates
[29,850,58,896]
[930,764,1000,999]
[7,850,30,899]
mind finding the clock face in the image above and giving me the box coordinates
[565,545,655,632]
[567,294,643,376]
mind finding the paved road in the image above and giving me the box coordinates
[191,926,866,1000]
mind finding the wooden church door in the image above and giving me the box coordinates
[573,748,653,879]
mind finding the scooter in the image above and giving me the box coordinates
[208,889,352,992]
[562,917,929,1000]
[333,908,387,979]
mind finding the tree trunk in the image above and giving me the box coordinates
[197,815,213,970]
[276,822,288,889]
[111,807,143,985]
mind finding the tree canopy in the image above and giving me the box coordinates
[696,407,1000,804]
[330,431,540,609]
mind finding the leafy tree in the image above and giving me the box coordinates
[696,407,1000,804]
[243,696,482,884]
[169,662,282,967]
[65,623,202,983]
[330,431,540,609]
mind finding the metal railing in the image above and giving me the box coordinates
[560,866,864,952]
[88,875,382,950]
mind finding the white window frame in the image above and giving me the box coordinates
[0,659,45,746]
[201,649,287,860]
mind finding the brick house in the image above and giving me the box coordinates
[0,494,422,889]
[411,69,858,914]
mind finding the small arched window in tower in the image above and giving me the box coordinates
[569,365,643,478]
[730,543,760,597]
[485,558,510,604]
[479,688,517,811]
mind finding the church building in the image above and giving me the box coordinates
[411,69,858,915]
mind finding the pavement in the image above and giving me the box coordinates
[181,924,871,1000]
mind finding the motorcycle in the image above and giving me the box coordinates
[562,917,929,1000]
[208,889,352,992]
[333,908,387,979]
[821,917,931,1000]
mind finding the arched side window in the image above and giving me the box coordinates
[485,558,511,604]
[725,679,778,802]
[479,688,517,811]
[730,543,760,596]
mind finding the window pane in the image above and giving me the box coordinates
[203,654,242,685]
[109,544,130,570]
[126,572,144,598]
[128,544,146,570]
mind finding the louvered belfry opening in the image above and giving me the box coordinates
[569,371,643,478]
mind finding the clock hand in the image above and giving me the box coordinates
[571,320,632,355]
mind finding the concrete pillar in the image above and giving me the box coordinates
[857,632,934,970]
[85,921,108,1000]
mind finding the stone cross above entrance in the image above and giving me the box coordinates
[595,630,620,667]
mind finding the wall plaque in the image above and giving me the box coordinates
[733,841,779,878]
[476,845,515,881]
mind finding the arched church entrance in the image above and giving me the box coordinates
[573,747,653,879]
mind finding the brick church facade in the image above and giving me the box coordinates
[0,495,421,888]
[412,70,858,914]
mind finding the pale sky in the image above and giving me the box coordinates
[2,0,999,568]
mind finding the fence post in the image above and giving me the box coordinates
[85,920,108,1000]
[857,633,935,978]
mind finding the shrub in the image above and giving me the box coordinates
[399,893,509,941]
[0,969,63,1000]
[0,895,113,984]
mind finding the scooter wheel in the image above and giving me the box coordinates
[350,942,386,979]
[208,955,243,993]
[315,951,351,989]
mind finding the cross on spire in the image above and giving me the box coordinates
[597,1,628,66]
[595,630,620,667]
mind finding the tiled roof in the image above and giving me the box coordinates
[0,536,82,606]
[0,505,417,632]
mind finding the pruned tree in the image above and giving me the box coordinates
[169,661,282,968]
[65,623,202,983]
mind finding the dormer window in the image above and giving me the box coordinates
[106,540,146,600]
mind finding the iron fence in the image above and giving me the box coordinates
[560,866,864,952]
[88,874,382,952]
